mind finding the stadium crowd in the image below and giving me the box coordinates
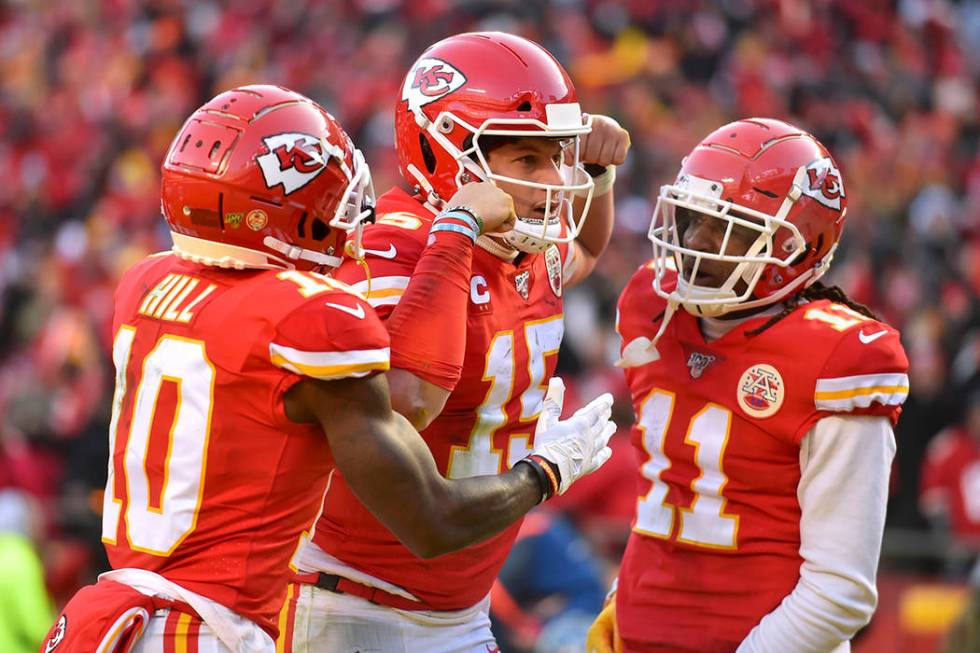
[0,0,978,649]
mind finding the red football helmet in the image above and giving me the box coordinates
[161,85,374,271]
[649,118,847,316]
[394,32,594,252]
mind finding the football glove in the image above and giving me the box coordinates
[586,594,622,653]
[531,377,615,494]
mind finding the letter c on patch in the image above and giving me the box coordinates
[471,276,490,305]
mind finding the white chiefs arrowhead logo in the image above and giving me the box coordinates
[45,615,67,652]
[800,157,845,211]
[256,132,350,195]
[402,57,466,114]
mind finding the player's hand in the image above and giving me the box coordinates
[531,378,615,494]
[569,114,631,168]
[446,181,517,235]
[586,595,623,653]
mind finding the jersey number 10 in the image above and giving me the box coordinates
[101,326,214,556]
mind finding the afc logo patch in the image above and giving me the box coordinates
[801,157,845,211]
[402,57,466,113]
[256,132,350,195]
[737,363,784,418]
[44,615,67,652]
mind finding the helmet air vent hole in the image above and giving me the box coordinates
[179,134,192,153]
[297,212,308,238]
[752,186,779,198]
[419,134,437,175]
[311,218,330,241]
[195,140,203,148]
[517,101,532,111]
[209,141,222,159]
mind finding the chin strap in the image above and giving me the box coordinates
[616,299,679,369]
[263,236,343,269]
[651,299,679,349]
[476,234,519,261]
[343,240,373,298]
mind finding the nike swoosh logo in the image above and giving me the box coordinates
[325,302,365,319]
[858,329,888,344]
[362,244,397,259]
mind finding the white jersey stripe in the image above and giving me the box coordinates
[348,276,410,296]
[814,372,909,411]
[269,343,390,380]
[815,372,909,394]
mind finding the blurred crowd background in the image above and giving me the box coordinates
[1,0,978,651]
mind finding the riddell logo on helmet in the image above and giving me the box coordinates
[801,157,845,211]
[256,133,349,195]
[402,57,466,112]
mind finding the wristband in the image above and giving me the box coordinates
[576,164,616,198]
[439,210,480,234]
[445,204,484,234]
[430,209,479,244]
[529,455,561,496]
[517,457,553,504]
[430,222,477,243]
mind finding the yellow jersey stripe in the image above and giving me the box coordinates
[270,354,390,379]
[814,385,909,401]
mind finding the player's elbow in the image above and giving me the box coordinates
[387,370,447,431]
[806,571,879,637]
[841,579,878,630]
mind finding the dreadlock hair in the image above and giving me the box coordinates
[743,281,879,338]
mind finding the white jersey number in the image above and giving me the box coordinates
[102,327,215,556]
[635,390,739,549]
[447,316,564,478]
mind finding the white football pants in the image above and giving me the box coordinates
[284,582,499,653]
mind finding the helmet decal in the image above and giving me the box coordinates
[401,58,467,113]
[801,157,845,211]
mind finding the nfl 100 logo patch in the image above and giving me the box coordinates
[686,352,716,379]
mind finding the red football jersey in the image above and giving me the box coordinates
[309,187,569,610]
[920,426,980,540]
[615,262,908,652]
[102,253,389,638]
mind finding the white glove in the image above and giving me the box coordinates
[531,377,616,494]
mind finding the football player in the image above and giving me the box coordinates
[40,85,617,653]
[586,118,910,652]
[280,33,630,653]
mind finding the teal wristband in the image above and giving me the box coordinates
[430,222,477,243]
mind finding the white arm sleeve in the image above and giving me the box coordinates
[736,415,896,653]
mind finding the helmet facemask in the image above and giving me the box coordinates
[329,147,376,262]
[649,172,811,317]
[412,104,595,253]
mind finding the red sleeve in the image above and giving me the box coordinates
[270,287,390,381]
[336,209,473,391]
[385,224,475,391]
[811,321,909,426]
